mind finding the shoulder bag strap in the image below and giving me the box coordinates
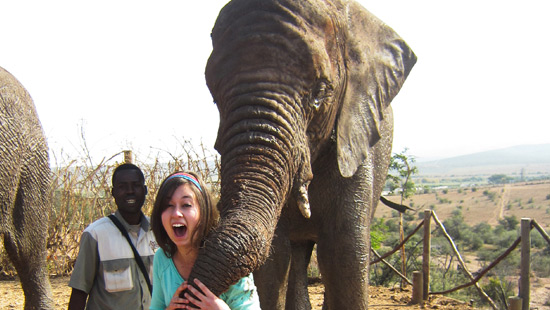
[108,214,153,294]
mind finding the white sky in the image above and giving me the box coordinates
[1,0,549,164]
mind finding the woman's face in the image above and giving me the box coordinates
[161,183,201,251]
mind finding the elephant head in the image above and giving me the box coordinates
[188,0,416,301]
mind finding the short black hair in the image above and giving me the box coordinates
[112,163,145,186]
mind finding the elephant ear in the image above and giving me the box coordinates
[337,2,416,178]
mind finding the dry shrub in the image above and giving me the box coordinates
[0,138,220,277]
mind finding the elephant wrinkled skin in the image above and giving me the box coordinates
[187,1,416,309]
[0,66,54,310]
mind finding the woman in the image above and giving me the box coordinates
[150,171,261,310]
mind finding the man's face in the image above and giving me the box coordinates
[112,170,147,216]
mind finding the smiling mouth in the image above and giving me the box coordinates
[173,224,187,237]
[126,199,136,204]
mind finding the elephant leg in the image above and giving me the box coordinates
[286,240,315,310]
[315,165,373,310]
[4,224,54,310]
[317,223,371,309]
[254,218,291,310]
[4,172,54,310]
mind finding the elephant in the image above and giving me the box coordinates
[0,66,54,310]
[186,0,416,309]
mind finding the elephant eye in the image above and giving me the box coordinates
[309,80,333,110]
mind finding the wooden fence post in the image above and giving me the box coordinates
[400,212,406,289]
[509,296,522,310]
[124,150,133,163]
[423,210,431,300]
[412,271,423,304]
[520,218,530,310]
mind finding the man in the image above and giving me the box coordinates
[68,163,157,310]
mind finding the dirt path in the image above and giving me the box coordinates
[1,276,473,310]
[3,276,548,309]
[489,184,509,226]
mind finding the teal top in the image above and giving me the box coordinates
[150,249,261,310]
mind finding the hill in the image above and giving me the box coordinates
[377,181,550,228]
[415,144,550,177]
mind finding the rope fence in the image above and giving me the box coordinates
[370,209,550,310]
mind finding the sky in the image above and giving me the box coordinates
[1,0,549,164]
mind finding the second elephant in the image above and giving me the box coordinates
[0,66,54,310]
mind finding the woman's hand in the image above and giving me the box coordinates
[183,278,230,310]
[166,282,189,309]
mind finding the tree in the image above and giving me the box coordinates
[488,174,510,185]
[370,218,388,250]
[386,148,418,288]
[387,148,418,200]
[498,215,519,231]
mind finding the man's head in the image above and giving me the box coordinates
[111,164,148,223]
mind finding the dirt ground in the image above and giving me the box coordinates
[307,281,472,310]
[1,276,474,310]
[2,276,549,309]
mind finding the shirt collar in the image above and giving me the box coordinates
[113,210,151,232]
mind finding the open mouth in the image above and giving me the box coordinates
[126,199,136,205]
[173,224,187,237]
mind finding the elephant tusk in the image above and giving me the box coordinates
[298,184,311,218]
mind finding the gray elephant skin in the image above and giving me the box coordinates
[188,0,416,309]
[0,66,54,310]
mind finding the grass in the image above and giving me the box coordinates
[0,139,220,277]
[376,181,550,229]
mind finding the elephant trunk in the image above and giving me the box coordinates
[188,93,299,295]
[189,0,319,296]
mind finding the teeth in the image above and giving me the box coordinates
[127,199,136,204]
[172,223,186,238]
